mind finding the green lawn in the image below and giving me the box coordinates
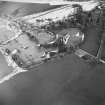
[0,2,105,105]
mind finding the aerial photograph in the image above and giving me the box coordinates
[0,0,105,105]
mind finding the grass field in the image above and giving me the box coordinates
[0,2,105,105]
